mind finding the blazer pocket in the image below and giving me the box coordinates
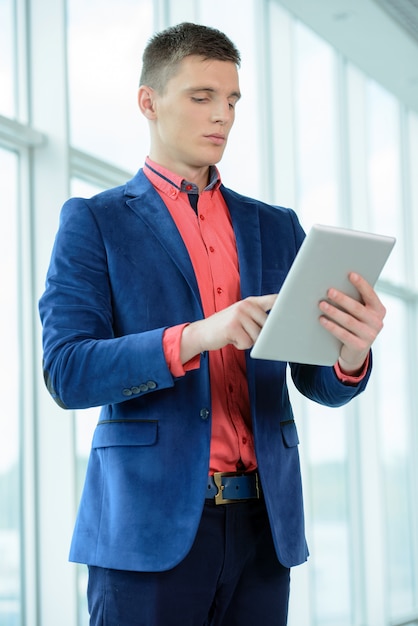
[92,420,158,448]
[280,419,300,448]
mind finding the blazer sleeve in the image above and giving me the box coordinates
[39,197,175,410]
[289,355,372,407]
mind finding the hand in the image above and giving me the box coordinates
[318,272,386,374]
[180,294,277,363]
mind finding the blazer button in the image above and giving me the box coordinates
[139,383,149,393]
[200,408,210,420]
[122,388,133,397]
[146,380,157,390]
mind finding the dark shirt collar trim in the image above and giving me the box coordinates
[144,158,221,198]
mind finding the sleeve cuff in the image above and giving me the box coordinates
[163,324,200,377]
[334,352,370,384]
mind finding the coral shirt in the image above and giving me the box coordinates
[143,158,256,474]
[143,158,369,475]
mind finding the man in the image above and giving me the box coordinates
[39,22,386,625]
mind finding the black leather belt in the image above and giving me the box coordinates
[206,471,260,505]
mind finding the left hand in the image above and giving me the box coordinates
[318,272,386,375]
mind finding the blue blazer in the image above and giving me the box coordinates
[39,169,371,571]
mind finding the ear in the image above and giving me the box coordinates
[138,86,157,120]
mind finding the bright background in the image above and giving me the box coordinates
[1,0,418,624]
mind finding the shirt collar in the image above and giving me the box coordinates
[144,157,221,199]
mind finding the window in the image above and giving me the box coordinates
[365,85,417,620]
[0,147,21,625]
[0,0,16,117]
[366,82,405,283]
[294,23,340,229]
[0,1,417,624]
[377,295,416,619]
[67,0,153,171]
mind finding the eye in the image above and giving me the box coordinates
[191,97,208,103]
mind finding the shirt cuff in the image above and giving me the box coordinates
[163,324,201,377]
[333,352,370,384]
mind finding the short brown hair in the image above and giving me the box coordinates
[140,22,241,92]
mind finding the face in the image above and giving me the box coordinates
[139,55,241,182]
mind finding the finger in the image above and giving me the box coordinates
[348,272,385,310]
[235,298,271,335]
[319,294,362,328]
[319,312,376,348]
[227,295,277,348]
[319,299,384,346]
[247,293,278,312]
[325,284,386,325]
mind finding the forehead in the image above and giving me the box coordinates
[167,55,240,94]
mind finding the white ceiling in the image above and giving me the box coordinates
[276,0,418,113]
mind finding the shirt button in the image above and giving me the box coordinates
[185,184,193,191]
[242,437,248,445]
[199,214,205,221]
[209,246,215,253]
[217,287,223,295]
[228,384,234,393]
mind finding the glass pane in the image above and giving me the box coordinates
[294,22,340,231]
[375,295,415,618]
[408,110,418,289]
[67,0,153,171]
[304,404,352,626]
[0,148,21,624]
[0,0,16,116]
[366,81,404,284]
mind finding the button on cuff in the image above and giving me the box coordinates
[122,380,158,397]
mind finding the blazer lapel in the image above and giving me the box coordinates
[221,187,262,299]
[123,172,262,307]
[124,170,202,307]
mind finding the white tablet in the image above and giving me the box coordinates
[250,224,396,366]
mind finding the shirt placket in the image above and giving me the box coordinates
[198,192,251,468]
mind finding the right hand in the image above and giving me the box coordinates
[180,294,277,363]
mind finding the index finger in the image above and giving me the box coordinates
[253,293,278,312]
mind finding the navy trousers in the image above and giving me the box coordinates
[87,497,290,625]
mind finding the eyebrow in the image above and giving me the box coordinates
[186,87,242,101]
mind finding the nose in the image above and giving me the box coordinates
[211,99,234,125]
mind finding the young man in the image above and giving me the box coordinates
[39,22,386,625]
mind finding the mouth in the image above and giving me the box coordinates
[204,134,226,146]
